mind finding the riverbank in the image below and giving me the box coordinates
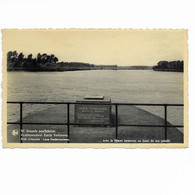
[7,105,183,143]
[7,62,152,72]
[153,69,183,72]
[7,65,153,72]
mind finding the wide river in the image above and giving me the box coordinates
[7,70,184,127]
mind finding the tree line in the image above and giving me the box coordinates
[153,60,184,72]
[7,51,183,72]
[7,51,97,71]
[7,51,59,70]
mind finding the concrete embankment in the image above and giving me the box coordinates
[7,105,183,143]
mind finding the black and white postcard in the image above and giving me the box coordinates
[2,29,188,148]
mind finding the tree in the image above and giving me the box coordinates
[7,51,18,62]
[7,51,13,61]
[53,57,58,63]
[37,53,41,63]
[40,53,47,63]
[18,52,24,61]
[12,51,18,58]
[158,61,168,69]
[27,54,33,62]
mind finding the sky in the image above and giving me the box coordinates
[3,29,187,66]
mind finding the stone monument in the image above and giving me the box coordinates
[75,95,111,125]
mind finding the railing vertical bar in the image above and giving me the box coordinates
[164,105,167,140]
[115,104,118,139]
[20,103,23,143]
[67,103,70,143]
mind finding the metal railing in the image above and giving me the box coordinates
[7,101,184,143]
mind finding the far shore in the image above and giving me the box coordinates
[7,51,184,72]
[7,65,153,72]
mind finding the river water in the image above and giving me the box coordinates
[7,70,184,126]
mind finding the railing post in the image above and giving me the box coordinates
[164,105,167,140]
[115,104,118,139]
[20,102,23,143]
[67,103,70,143]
